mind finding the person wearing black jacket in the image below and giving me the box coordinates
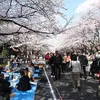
[53,51,62,80]
[16,70,31,91]
[79,53,88,79]
[49,53,55,76]
[0,73,11,100]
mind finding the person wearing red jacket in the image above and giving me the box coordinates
[45,53,50,68]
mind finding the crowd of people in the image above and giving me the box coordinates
[0,50,100,99]
[0,59,36,100]
[45,50,100,91]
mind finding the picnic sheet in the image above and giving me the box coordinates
[10,84,37,100]
[10,73,38,100]
[2,72,38,100]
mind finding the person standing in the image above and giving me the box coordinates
[45,53,50,68]
[53,51,62,80]
[49,53,55,76]
[66,52,71,72]
[79,53,88,79]
[69,54,81,91]
[62,54,67,73]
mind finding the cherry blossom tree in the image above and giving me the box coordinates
[58,3,100,54]
[0,0,69,54]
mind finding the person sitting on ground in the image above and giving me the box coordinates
[0,73,15,100]
[27,61,35,76]
[5,61,11,72]
[24,68,35,82]
[16,70,31,91]
[25,68,31,78]
[12,59,18,71]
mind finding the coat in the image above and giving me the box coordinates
[0,78,11,97]
[17,75,31,91]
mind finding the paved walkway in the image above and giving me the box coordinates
[38,66,100,100]
[18,64,99,100]
[47,68,99,100]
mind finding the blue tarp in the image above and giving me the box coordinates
[35,69,40,73]
[10,84,37,100]
[2,72,38,100]
[10,72,38,100]
[33,73,38,78]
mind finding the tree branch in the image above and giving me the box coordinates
[0,31,29,36]
[6,0,12,17]
[0,18,54,35]
[7,11,37,19]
